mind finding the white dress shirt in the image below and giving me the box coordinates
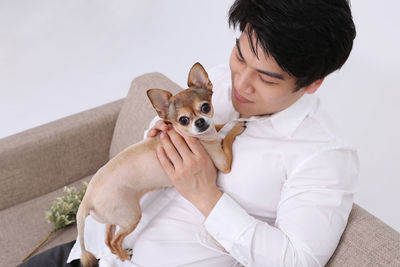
[68,64,359,267]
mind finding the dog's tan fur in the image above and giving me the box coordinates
[76,63,245,267]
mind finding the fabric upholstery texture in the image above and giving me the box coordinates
[0,176,91,267]
[0,100,122,267]
[109,72,181,158]
[327,204,400,266]
[0,100,123,211]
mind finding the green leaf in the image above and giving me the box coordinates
[45,182,88,231]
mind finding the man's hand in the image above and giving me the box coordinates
[146,120,171,138]
[156,128,223,217]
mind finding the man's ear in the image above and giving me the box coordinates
[187,62,213,91]
[303,78,324,94]
[147,89,173,120]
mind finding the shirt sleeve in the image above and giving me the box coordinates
[143,115,162,139]
[204,147,359,267]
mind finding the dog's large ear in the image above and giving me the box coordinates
[187,62,213,91]
[147,89,173,120]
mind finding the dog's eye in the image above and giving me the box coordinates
[179,116,190,126]
[201,103,211,113]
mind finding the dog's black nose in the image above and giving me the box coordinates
[195,118,209,132]
[195,118,205,128]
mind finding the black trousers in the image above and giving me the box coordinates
[18,241,82,267]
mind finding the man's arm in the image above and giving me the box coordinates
[204,147,359,266]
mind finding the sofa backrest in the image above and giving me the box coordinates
[109,72,182,159]
[327,203,400,266]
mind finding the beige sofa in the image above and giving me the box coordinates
[1,73,399,267]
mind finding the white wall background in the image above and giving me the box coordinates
[1,0,399,231]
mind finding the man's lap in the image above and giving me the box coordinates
[18,241,81,267]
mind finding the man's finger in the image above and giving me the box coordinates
[155,121,170,131]
[183,135,207,156]
[167,129,193,160]
[147,121,170,138]
[156,146,175,177]
[147,129,157,137]
[160,132,183,165]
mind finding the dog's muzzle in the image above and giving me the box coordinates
[195,118,209,133]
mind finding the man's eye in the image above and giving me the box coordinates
[179,116,190,126]
[201,103,211,113]
[259,75,276,85]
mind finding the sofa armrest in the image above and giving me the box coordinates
[0,99,124,211]
[327,203,400,266]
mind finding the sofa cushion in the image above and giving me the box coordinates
[110,73,181,158]
[0,175,92,267]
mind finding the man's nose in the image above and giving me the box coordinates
[236,68,254,94]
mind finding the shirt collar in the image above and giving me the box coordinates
[232,93,318,137]
[226,85,318,137]
[269,94,318,137]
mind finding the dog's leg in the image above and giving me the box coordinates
[110,211,142,261]
[220,121,246,173]
[215,124,225,132]
[111,229,134,261]
[105,224,117,254]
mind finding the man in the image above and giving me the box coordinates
[21,0,358,266]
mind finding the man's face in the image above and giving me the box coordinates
[229,31,311,118]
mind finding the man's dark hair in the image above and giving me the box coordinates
[228,0,356,91]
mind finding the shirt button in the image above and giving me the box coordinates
[242,259,248,265]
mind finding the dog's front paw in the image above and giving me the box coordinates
[232,121,247,136]
[118,248,133,261]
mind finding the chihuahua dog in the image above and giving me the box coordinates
[76,63,245,267]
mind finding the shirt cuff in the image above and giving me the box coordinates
[143,115,161,139]
[204,193,256,252]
